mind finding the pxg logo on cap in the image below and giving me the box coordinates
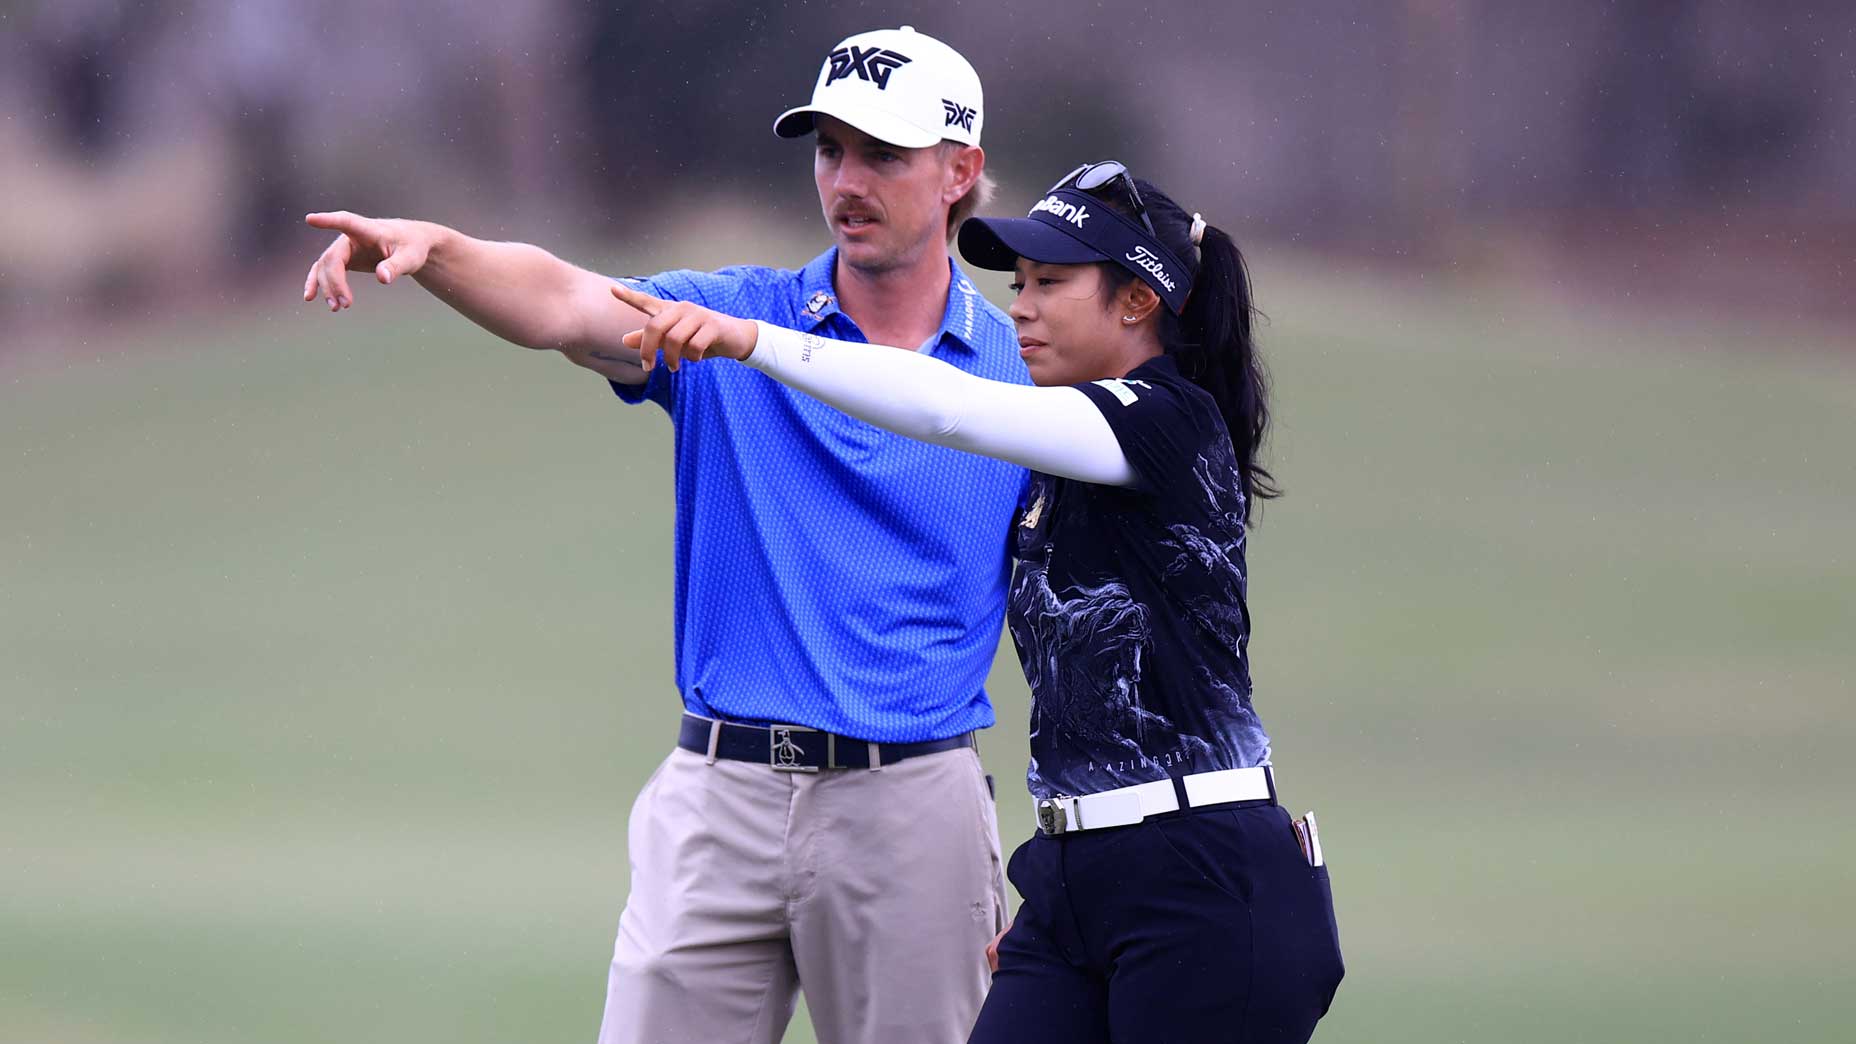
[774,26,984,149]
[825,45,912,90]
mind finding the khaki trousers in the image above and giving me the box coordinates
[597,744,1008,1044]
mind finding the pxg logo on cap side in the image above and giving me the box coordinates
[942,99,977,131]
[826,45,913,90]
[1030,194,1091,228]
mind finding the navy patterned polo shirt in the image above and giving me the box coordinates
[1010,354,1272,798]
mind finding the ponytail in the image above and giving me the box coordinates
[1178,222,1278,518]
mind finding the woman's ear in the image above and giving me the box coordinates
[1119,281,1163,326]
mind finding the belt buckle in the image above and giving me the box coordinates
[1035,796,1074,835]
[769,726,820,773]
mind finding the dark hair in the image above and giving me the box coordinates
[1084,178,1279,519]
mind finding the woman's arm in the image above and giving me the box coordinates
[744,323,1135,486]
[610,283,1135,486]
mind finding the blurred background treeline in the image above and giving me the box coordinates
[3,0,1853,329]
[3,3,1854,1044]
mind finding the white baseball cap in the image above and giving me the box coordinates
[774,26,984,149]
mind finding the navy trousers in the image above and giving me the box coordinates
[968,801,1344,1044]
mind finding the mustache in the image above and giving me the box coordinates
[831,201,884,222]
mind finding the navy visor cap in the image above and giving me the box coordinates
[958,187,1192,313]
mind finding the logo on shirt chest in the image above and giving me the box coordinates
[802,290,833,319]
[1015,485,1057,561]
[1020,490,1047,529]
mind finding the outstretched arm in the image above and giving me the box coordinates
[611,284,1135,486]
[743,322,1136,486]
[301,211,650,385]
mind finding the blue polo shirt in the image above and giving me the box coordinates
[613,249,1031,742]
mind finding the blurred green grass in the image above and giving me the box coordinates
[4,245,1854,1043]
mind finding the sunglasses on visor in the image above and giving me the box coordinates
[1050,160,1159,239]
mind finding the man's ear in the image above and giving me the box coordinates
[943,144,985,204]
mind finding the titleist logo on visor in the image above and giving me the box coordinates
[1030,194,1091,227]
[1124,245,1176,292]
[825,46,912,89]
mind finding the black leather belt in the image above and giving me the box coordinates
[677,713,975,772]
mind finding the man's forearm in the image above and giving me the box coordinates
[410,225,631,357]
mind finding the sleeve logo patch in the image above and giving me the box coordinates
[1091,378,1152,406]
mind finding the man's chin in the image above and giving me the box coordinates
[834,238,897,272]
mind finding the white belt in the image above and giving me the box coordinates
[1033,765,1275,836]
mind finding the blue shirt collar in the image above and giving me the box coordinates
[794,248,985,354]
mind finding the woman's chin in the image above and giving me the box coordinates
[1024,355,1063,387]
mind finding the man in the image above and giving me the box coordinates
[300,26,1027,1044]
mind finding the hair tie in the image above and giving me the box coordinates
[1189,213,1207,246]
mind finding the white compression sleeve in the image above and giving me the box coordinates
[743,320,1136,487]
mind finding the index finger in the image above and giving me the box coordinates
[304,211,370,236]
[610,281,667,317]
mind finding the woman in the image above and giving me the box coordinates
[612,161,1344,1043]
